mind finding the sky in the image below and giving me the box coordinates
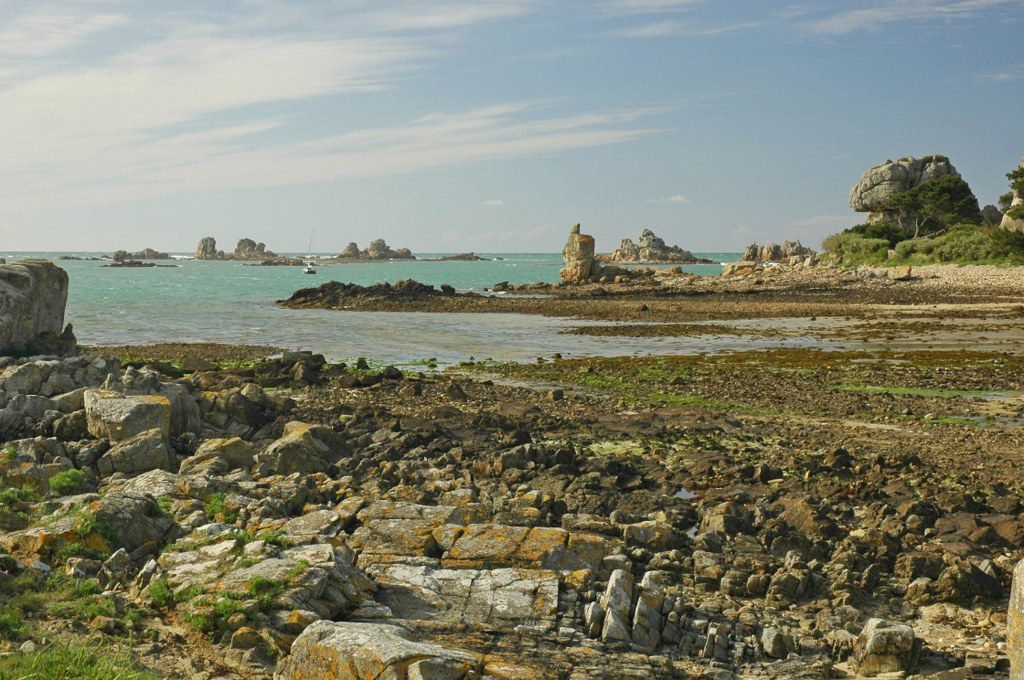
[0,1,1022,253]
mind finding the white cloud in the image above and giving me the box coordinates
[612,18,761,37]
[975,64,1024,82]
[802,0,1021,35]
[0,11,126,56]
[481,199,505,207]
[650,194,689,203]
[598,0,704,16]
[1,2,673,215]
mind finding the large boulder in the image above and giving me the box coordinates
[560,224,596,284]
[84,389,171,442]
[0,260,73,356]
[1001,153,1024,232]
[850,618,921,677]
[849,155,960,222]
[178,436,253,477]
[254,422,339,475]
[234,238,272,259]
[96,428,175,476]
[276,620,479,679]
[1009,559,1024,678]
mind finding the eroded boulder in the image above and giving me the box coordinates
[84,390,171,442]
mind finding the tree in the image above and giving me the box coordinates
[883,175,982,239]
[981,205,1004,226]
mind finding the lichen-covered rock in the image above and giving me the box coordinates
[276,620,479,680]
[1007,559,1024,677]
[96,428,175,476]
[849,155,960,221]
[178,436,253,477]
[560,224,596,284]
[84,389,171,442]
[254,422,339,475]
[0,260,72,356]
[850,618,921,677]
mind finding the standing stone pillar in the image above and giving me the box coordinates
[1010,559,1024,679]
[560,224,596,284]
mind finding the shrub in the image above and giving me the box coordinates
[822,232,890,264]
[48,469,87,496]
[891,226,1024,264]
[148,577,174,609]
[0,606,24,641]
[205,492,237,524]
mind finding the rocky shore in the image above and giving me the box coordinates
[2,257,1024,679]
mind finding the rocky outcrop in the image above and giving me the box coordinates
[234,238,273,259]
[1001,154,1024,232]
[0,260,74,356]
[333,239,415,261]
[850,155,961,223]
[602,229,708,264]
[743,241,816,264]
[114,248,169,261]
[560,224,596,284]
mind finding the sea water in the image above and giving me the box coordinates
[0,252,825,366]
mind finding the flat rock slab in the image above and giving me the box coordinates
[366,563,559,628]
[84,389,171,441]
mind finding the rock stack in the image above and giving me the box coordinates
[560,224,596,284]
[743,241,816,265]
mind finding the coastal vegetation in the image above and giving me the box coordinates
[825,157,1024,265]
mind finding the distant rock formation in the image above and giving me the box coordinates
[743,241,816,264]
[850,155,961,223]
[560,224,596,284]
[113,248,169,262]
[194,237,277,260]
[1001,154,1024,232]
[0,259,75,356]
[333,239,415,261]
[602,229,708,264]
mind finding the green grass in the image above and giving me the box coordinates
[204,493,237,524]
[0,643,161,680]
[49,469,87,496]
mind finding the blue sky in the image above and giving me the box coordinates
[1,1,1022,253]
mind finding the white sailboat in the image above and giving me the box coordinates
[303,231,317,274]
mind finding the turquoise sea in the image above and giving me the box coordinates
[0,251,831,366]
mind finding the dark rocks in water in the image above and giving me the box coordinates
[280,279,459,307]
[429,252,485,262]
[0,259,73,356]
